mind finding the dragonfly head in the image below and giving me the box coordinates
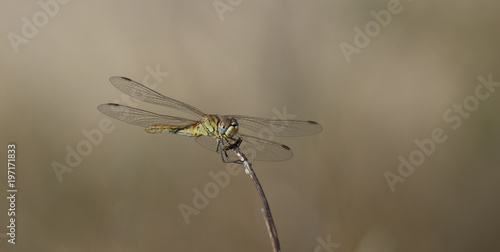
[218,117,238,138]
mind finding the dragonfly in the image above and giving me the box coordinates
[97,76,322,163]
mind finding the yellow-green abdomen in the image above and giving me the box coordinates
[145,115,221,137]
[145,124,201,136]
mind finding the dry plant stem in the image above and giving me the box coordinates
[231,147,281,252]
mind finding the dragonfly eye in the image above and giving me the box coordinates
[219,117,238,137]
[218,118,230,133]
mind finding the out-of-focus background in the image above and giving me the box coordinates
[1,1,500,251]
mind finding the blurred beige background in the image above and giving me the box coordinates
[1,1,500,251]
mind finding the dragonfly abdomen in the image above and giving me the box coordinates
[146,124,201,137]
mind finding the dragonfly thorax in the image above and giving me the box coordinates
[218,116,238,138]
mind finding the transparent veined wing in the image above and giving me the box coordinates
[97,103,197,128]
[225,115,323,137]
[194,133,293,162]
[109,76,205,117]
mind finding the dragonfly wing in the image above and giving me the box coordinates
[238,134,293,161]
[194,134,293,162]
[225,115,322,137]
[97,103,197,128]
[109,76,205,117]
[194,135,220,152]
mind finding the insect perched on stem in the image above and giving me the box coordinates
[98,76,322,163]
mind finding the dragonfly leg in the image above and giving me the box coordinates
[220,150,242,164]
[223,137,242,151]
[216,137,243,164]
[216,137,236,152]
